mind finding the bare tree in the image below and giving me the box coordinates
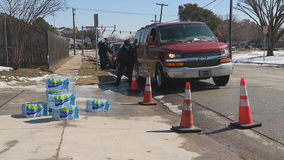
[235,0,284,56]
[0,0,68,70]
[239,19,263,47]
[126,35,135,42]
[106,34,120,41]
[218,14,242,43]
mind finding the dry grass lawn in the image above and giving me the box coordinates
[0,56,73,82]
[0,55,115,85]
[76,56,115,85]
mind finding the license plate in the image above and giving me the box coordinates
[199,70,211,77]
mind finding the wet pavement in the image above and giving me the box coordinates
[0,53,241,159]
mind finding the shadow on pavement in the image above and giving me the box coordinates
[199,126,236,135]
[23,117,55,124]
[152,79,220,97]
[120,103,141,106]
[11,114,25,119]
[11,114,55,124]
[146,130,175,133]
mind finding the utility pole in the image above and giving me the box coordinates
[229,0,232,59]
[156,3,168,23]
[82,26,84,56]
[4,14,8,66]
[53,10,55,33]
[72,8,76,55]
[155,14,157,23]
[150,15,157,23]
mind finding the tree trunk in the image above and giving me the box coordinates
[266,35,274,56]
[267,47,274,56]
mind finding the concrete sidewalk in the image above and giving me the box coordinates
[0,53,240,160]
[54,54,82,76]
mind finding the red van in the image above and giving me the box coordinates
[134,22,234,89]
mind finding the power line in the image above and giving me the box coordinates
[166,18,179,23]
[210,0,225,10]
[203,0,217,8]
[75,7,176,17]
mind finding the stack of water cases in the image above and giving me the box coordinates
[46,77,79,120]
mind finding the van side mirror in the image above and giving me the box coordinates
[215,31,222,41]
[146,36,155,45]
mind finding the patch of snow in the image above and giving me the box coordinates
[0,66,13,72]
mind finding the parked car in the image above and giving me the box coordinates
[103,41,119,68]
[134,22,234,89]
[109,42,123,69]
[261,47,279,51]
[274,48,279,51]
[245,45,254,50]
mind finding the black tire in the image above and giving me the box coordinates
[213,75,230,86]
[155,64,167,90]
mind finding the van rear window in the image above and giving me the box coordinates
[158,24,217,44]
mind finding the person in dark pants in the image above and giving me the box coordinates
[98,38,113,69]
[114,39,135,86]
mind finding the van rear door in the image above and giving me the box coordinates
[139,28,151,77]
[147,27,158,77]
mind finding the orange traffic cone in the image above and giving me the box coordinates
[127,66,141,92]
[171,82,201,133]
[138,72,157,105]
[230,78,262,129]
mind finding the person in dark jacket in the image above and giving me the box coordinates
[132,39,138,64]
[114,39,135,86]
[98,38,113,69]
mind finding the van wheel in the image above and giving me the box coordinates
[155,64,167,89]
[213,75,230,86]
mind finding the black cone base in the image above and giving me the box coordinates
[171,126,201,133]
[138,101,157,105]
[230,121,262,129]
[127,88,141,92]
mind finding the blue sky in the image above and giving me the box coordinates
[45,0,250,38]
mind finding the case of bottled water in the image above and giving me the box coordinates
[46,77,70,92]
[22,102,47,118]
[52,105,80,121]
[46,90,69,115]
[86,99,110,112]
[52,92,76,109]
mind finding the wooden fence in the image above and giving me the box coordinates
[48,31,69,67]
[0,14,69,69]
